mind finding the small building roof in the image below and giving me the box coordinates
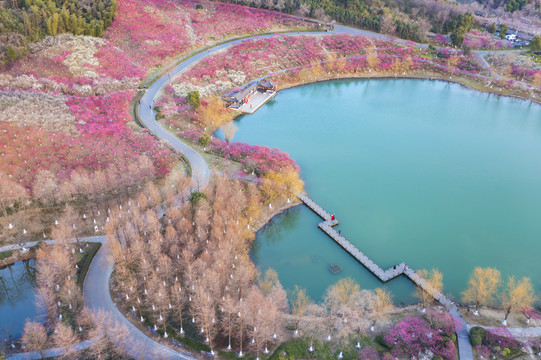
[230,83,257,102]
[258,79,275,88]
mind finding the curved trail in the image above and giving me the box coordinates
[136,26,474,359]
[7,24,518,360]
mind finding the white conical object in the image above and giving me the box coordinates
[308,346,314,352]
[327,335,331,341]
[264,348,269,354]
[238,351,243,357]
[164,331,168,338]
[140,316,144,322]
[356,342,361,349]
[338,352,343,359]
[8,223,13,230]
[227,345,231,350]
[179,327,184,334]
[154,325,158,331]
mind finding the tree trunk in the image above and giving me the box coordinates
[504,306,512,321]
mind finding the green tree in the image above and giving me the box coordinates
[499,24,509,39]
[487,23,497,34]
[189,191,207,205]
[6,46,18,61]
[186,90,201,109]
[198,132,209,147]
[530,36,541,52]
[451,31,465,47]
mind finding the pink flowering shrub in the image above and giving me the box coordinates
[179,128,298,175]
[358,346,380,359]
[104,0,311,70]
[384,316,457,360]
[511,66,541,83]
[167,35,481,103]
[475,344,491,358]
[463,30,513,49]
[0,122,171,192]
[433,33,450,45]
[0,0,312,198]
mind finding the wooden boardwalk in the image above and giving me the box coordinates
[297,192,473,360]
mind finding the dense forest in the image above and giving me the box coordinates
[475,0,535,12]
[0,0,116,60]
[217,0,473,42]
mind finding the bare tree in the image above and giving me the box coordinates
[414,268,443,311]
[53,322,78,359]
[22,320,48,359]
[462,267,501,315]
[289,285,311,335]
[500,276,537,325]
[370,288,394,331]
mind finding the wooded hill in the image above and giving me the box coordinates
[0,0,117,61]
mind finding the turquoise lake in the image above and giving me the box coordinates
[0,260,39,339]
[218,79,541,304]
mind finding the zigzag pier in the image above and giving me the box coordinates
[296,192,473,360]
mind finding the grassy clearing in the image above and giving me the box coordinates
[76,242,102,287]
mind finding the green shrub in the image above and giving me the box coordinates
[186,90,201,109]
[195,3,203,9]
[469,326,487,346]
[6,46,17,61]
[375,334,388,348]
[531,36,541,52]
[76,243,101,287]
[189,191,207,205]
[198,133,210,147]
[0,251,12,260]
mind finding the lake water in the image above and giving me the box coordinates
[218,79,541,304]
[0,260,39,339]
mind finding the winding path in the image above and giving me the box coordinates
[7,22,529,360]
